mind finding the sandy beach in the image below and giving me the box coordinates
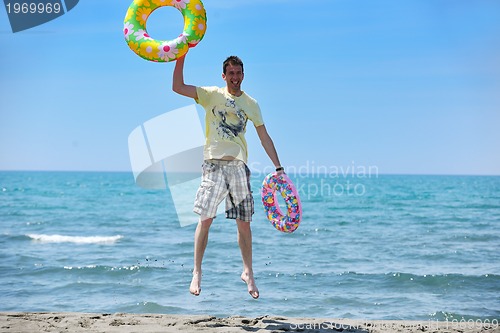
[1,312,499,333]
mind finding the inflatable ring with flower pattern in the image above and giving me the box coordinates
[261,173,302,233]
[124,0,207,62]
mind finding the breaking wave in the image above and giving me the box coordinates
[26,234,123,244]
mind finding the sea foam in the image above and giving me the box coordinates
[26,234,123,244]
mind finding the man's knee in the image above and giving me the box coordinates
[236,219,251,232]
[199,216,213,229]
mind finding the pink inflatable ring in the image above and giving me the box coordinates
[261,173,302,233]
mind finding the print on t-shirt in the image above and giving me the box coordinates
[211,98,248,140]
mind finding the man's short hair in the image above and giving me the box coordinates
[223,56,244,74]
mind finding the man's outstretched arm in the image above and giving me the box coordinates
[172,54,198,99]
[256,124,283,173]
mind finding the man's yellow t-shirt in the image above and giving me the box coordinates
[195,86,264,163]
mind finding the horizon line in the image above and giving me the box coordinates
[1,169,499,177]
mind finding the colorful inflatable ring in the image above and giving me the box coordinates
[123,0,207,62]
[261,173,302,233]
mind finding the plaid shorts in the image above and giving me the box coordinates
[193,160,254,222]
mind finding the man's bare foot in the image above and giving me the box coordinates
[241,272,259,299]
[190,271,201,296]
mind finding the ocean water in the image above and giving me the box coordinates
[0,171,499,321]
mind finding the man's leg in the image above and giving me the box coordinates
[236,219,259,299]
[190,216,213,296]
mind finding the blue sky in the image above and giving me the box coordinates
[1,0,499,175]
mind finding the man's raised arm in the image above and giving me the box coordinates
[172,54,198,99]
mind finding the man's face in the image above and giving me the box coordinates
[223,64,244,94]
